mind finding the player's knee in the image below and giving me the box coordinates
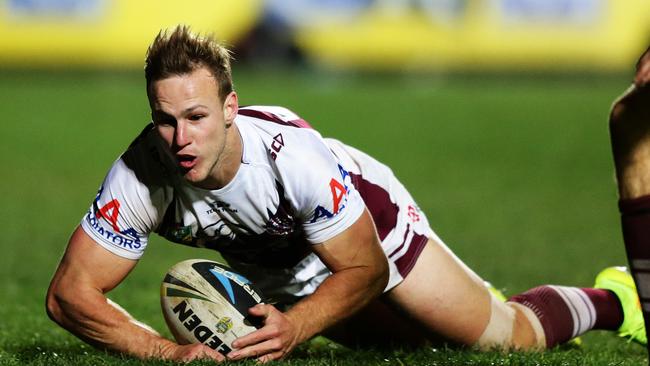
[475,295,516,350]
[609,84,650,130]
[475,294,546,351]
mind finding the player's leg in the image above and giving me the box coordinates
[609,47,650,350]
[384,237,540,349]
[321,297,434,348]
[322,277,505,349]
[385,237,626,349]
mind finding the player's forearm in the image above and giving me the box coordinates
[285,262,388,343]
[46,286,174,359]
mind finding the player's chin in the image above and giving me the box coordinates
[182,168,207,186]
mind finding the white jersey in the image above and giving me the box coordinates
[81,106,435,306]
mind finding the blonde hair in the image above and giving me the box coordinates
[144,25,233,101]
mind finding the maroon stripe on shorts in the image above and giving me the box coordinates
[238,108,313,129]
[348,172,428,278]
[394,233,428,278]
[388,224,411,258]
[349,173,398,241]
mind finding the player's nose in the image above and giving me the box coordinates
[175,120,191,147]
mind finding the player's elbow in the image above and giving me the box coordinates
[45,285,65,325]
[45,279,78,326]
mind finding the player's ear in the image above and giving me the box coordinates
[223,91,238,126]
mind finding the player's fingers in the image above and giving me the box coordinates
[228,339,280,360]
[183,344,225,362]
[200,347,226,362]
[256,350,285,363]
[231,325,277,349]
[248,303,271,317]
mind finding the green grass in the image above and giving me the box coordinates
[0,68,646,365]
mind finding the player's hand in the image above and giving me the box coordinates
[160,343,225,363]
[227,304,302,363]
[635,46,650,87]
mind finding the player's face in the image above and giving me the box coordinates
[150,67,239,189]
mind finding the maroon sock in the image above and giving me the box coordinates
[619,195,650,348]
[510,286,573,348]
[581,288,623,330]
[510,286,623,348]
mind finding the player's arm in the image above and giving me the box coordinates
[228,208,389,362]
[46,226,225,362]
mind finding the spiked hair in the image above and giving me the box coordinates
[144,25,233,101]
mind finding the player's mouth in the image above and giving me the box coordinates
[177,154,197,170]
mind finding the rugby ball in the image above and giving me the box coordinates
[160,259,265,355]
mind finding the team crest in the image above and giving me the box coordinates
[216,317,233,334]
[169,225,193,243]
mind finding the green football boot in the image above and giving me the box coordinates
[594,266,647,345]
[484,281,507,302]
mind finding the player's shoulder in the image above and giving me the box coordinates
[235,105,327,163]
[237,105,313,130]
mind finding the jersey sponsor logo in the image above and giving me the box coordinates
[85,212,142,249]
[268,133,284,161]
[206,200,238,214]
[310,164,352,223]
[88,185,142,249]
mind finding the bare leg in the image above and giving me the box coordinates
[611,48,650,199]
[384,238,623,350]
[322,298,434,349]
[610,47,650,354]
[385,239,543,349]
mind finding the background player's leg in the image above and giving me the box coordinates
[609,47,650,350]
[386,239,624,349]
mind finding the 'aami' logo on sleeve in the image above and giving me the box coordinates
[310,165,351,223]
[86,185,142,249]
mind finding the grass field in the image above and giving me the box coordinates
[0,68,647,365]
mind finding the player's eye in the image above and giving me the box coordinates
[189,114,204,121]
[152,112,176,127]
[154,118,175,127]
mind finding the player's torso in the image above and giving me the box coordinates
[157,157,311,269]
[155,111,322,269]
[85,105,431,304]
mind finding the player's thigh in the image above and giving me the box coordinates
[322,297,436,348]
[385,238,492,345]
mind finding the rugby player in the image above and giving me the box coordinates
[609,46,650,361]
[46,26,646,363]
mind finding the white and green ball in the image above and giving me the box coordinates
[160,259,265,355]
